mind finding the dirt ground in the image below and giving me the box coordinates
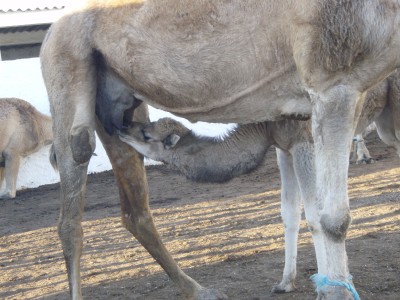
[1,132,399,300]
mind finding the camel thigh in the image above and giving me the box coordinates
[42,48,97,166]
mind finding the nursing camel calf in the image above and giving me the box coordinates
[0,98,53,199]
[40,1,400,299]
[119,71,400,294]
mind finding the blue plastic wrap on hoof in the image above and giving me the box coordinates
[310,274,360,300]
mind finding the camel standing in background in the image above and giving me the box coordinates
[40,1,400,299]
[0,98,53,199]
[351,124,377,164]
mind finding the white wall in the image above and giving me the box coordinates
[0,58,235,191]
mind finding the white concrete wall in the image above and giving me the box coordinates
[0,58,235,191]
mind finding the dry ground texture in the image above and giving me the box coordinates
[0,131,399,300]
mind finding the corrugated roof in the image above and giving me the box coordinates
[0,0,67,13]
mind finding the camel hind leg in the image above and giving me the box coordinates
[45,92,95,300]
[47,106,94,300]
[41,23,97,299]
[95,106,227,300]
[41,90,92,300]
[54,146,89,299]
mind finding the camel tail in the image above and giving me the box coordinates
[49,143,58,171]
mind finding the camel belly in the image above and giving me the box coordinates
[97,44,303,124]
[132,73,312,124]
[105,53,312,123]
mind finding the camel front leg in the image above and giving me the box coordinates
[272,148,302,293]
[0,153,21,199]
[310,86,361,300]
[96,122,227,300]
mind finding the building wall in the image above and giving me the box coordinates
[0,44,42,61]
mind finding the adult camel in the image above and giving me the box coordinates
[40,1,400,299]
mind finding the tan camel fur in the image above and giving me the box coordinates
[119,71,400,294]
[40,1,400,299]
[0,98,52,199]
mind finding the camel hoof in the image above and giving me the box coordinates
[70,128,95,164]
[195,287,228,300]
[316,286,357,300]
[271,281,295,294]
[0,192,15,199]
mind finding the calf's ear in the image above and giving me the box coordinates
[164,134,181,149]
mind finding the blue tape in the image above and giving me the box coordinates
[310,274,360,300]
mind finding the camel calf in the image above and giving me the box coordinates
[0,98,53,199]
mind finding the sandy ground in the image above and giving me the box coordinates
[0,132,399,300]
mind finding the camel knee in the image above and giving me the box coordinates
[307,220,322,235]
[70,127,95,164]
[122,212,154,239]
[320,210,352,242]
